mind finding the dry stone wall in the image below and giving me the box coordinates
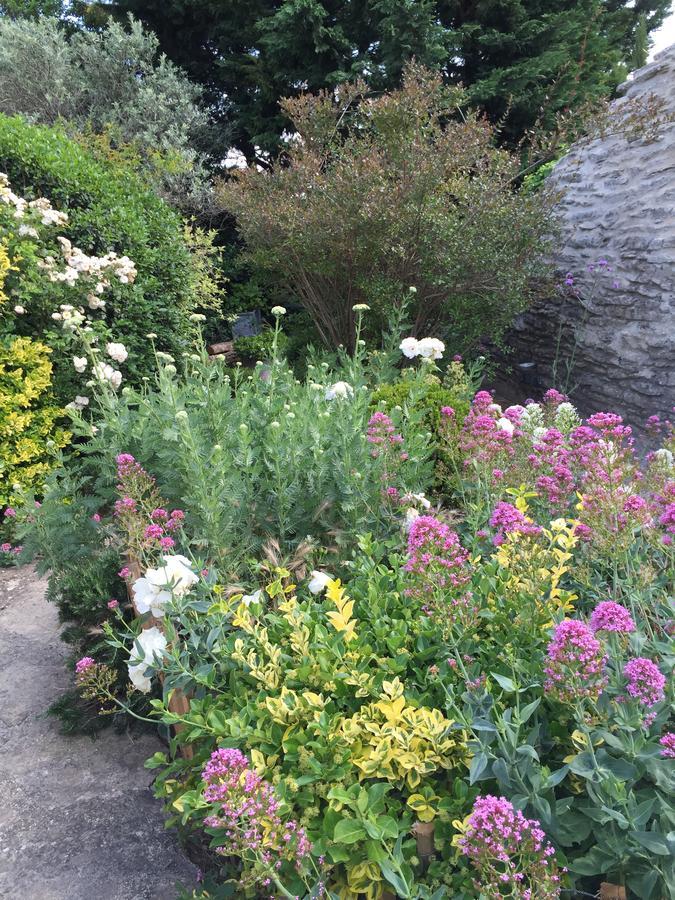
[506,46,675,424]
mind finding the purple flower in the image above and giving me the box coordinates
[659,733,675,758]
[589,601,635,634]
[623,658,666,708]
[3,507,16,518]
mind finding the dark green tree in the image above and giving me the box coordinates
[81,0,671,153]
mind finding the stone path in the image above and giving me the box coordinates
[0,566,198,899]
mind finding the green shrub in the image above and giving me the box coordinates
[0,114,206,392]
[233,329,287,364]
[221,64,557,353]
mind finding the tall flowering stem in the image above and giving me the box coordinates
[458,795,564,899]
[366,411,408,506]
[200,748,315,896]
[404,515,475,638]
[114,453,185,563]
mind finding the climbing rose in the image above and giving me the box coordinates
[127,626,167,693]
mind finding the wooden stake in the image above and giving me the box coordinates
[600,884,627,900]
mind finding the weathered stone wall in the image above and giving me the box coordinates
[505,45,675,424]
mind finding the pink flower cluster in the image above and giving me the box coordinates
[489,502,541,546]
[75,656,95,675]
[366,412,409,498]
[589,601,636,634]
[0,542,22,556]
[544,620,607,703]
[405,515,470,584]
[459,390,515,466]
[459,795,562,899]
[659,732,675,758]
[201,748,310,887]
[623,658,666,708]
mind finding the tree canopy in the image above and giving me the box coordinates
[92,0,671,154]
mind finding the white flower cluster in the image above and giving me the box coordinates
[39,236,137,295]
[65,395,90,412]
[106,342,128,363]
[399,336,445,360]
[0,173,68,227]
[325,381,354,401]
[52,304,86,330]
[653,448,674,469]
[520,402,545,435]
[554,401,581,434]
[92,361,122,390]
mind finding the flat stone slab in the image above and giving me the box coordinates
[0,565,198,899]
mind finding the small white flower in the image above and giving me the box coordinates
[13,305,25,314]
[106,342,128,363]
[654,448,674,468]
[241,589,263,607]
[18,224,38,239]
[487,403,503,416]
[73,356,87,373]
[127,626,168,693]
[175,410,188,421]
[325,381,354,401]
[308,570,334,594]
[408,286,417,293]
[146,332,157,339]
[496,417,515,436]
[399,337,419,358]
[271,305,286,316]
[352,303,370,311]
[189,313,206,322]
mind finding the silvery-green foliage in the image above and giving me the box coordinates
[0,15,212,211]
[71,346,434,573]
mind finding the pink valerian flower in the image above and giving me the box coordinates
[75,657,96,675]
[623,658,666,708]
[458,390,515,467]
[151,508,168,520]
[459,795,563,899]
[405,515,474,627]
[489,502,541,545]
[91,513,101,523]
[366,412,407,498]
[440,405,455,418]
[4,507,16,517]
[159,536,175,549]
[200,748,311,890]
[542,388,568,407]
[118,566,131,579]
[544,620,607,703]
[659,733,675,758]
[107,599,119,610]
[589,601,636,634]
[0,542,11,553]
[144,523,164,540]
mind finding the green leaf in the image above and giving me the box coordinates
[568,751,598,779]
[469,751,489,784]
[631,831,671,855]
[376,815,399,839]
[491,673,516,692]
[518,698,541,724]
[333,818,367,844]
[378,861,411,899]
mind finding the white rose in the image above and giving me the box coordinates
[106,342,128,363]
[399,337,419,358]
[325,381,354,401]
[132,576,173,618]
[73,356,87,373]
[654,448,674,468]
[109,369,122,389]
[155,554,198,597]
[308,570,334,594]
[127,626,168,693]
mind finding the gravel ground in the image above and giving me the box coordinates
[0,565,198,899]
